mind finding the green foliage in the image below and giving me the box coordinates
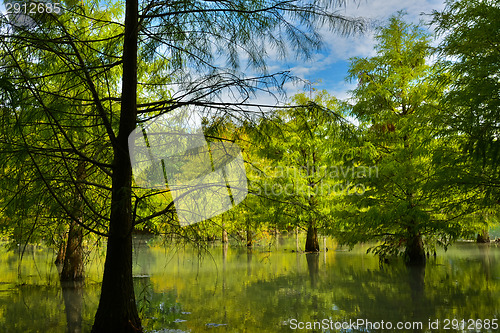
[0,1,125,247]
[0,0,367,250]
[336,13,480,261]
[431,0,500,204]
[239,90,353,237]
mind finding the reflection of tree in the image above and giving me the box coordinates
[144,243,500,332]
[407,265,426,333]
[1,243,499,331]
[306,253,319,288]
[222,242,228,291]
[0,245,102,332]
[478,244,491,281]
[61,280,84,333]
[407,265,425,302]
[247,248,253,277]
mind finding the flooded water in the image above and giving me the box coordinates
[0,237,499,332]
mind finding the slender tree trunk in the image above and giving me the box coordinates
[402,121,425,266]
[222,222,228,243]
[55,237,66,265]
[305,220,319,252]
[305,191,319,252]
[91,0,141,330]
[295,226,299,252]
[274,224,279,249]
[246,222,252,247]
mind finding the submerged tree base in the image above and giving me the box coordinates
[404,235,426,266]
[477,229,490,243]
[305,225,319,252]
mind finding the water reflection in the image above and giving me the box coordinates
[247,248,253,277]
[407,264,425,301]
[0,240,498,332]
[305,253,319,288]
[61,280,83,333]
[478,244,492,279]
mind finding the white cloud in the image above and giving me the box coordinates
[273,0,448,101]
[179,0,449,110]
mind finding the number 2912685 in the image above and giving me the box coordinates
[6,2,61,15]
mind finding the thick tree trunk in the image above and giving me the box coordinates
[60,221,84,281]
[91,0,141,330]
[305,221,319,252]
[477,228,490,243]
[405,234,426,266]
[92,229,140,332]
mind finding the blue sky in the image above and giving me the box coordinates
[271,0,447,101]
[0,0,447,103]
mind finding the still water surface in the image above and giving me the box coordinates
[0,238,499,332]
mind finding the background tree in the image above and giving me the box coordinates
[431,0,500,241]
[243,90,350,252]
[336,14,477,265]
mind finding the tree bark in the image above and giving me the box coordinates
[405,233,426,266]
[305,221,319,252]
[55,238,66,265]
[477,228,490,243]
[60,220,84,281]
[60,159,86,281]
[91,0,141,330]
[222,223,228,243]
[295,226,299,252]
[246,223,252,247]
[274,225,279,249]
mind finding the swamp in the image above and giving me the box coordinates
[0,236,499,332]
